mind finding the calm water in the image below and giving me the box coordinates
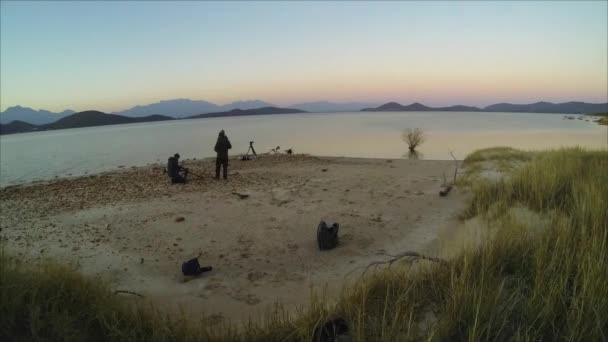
[0,112,606,186]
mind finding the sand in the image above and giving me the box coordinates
[0,154,468,323]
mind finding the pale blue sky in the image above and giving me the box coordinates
[1,1,607,112]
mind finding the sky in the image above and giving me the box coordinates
[1,1,607,112]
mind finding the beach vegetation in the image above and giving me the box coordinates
[402,128,426,152]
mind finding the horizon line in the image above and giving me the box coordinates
[3,98,608,114]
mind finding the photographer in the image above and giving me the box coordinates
[167,153,188,184]
[214,130,232,180]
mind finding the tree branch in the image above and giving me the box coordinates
[345,251,449,278]
[114,290,144,298]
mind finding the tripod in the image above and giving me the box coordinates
[245,141,257,157]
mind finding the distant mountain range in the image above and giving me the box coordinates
[482,101,608,114]
[289,101,380,112]
[115,99,276,118]
[0,106,75,125]
[188,107,306,119]
[0,107,302,135]
[2,99,607,126]
[0,111,174,135]
[362,101,608,113]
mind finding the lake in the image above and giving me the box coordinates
[1,111,606,186]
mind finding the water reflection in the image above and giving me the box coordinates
[404,150,424,160]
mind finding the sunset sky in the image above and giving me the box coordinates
[1,1,607,112]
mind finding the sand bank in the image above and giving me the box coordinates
[0,154,467,322]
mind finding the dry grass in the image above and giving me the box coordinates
[2,147,607,341]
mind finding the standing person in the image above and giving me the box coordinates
[167,153,188,183]
[214,130,232,180]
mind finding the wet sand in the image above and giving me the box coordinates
[0,154,467,323]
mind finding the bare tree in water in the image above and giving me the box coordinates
[402,128,426,152]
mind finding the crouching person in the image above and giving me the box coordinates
[167,153,189,184]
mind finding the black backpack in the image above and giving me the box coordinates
[317,221,340,250]
[181,257,212,276]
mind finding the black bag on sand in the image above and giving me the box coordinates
[181,257,212,276]
[317,221,340,251]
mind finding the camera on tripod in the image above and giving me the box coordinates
[241,140,257,161]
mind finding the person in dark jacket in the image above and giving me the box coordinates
[214,130,232,180]
[167,153,188,183]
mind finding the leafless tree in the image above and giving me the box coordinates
[402,128,426,152]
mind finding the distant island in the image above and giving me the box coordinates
[0,111,174,135]
[187,106,306,119]
[361,102,482,112]
[362,101,608,114]
[0,107,304,135]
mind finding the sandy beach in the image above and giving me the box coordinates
[0,154,468,323]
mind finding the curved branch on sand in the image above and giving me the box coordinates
[346,251,449,278]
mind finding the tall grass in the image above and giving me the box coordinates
[1,147,606,341]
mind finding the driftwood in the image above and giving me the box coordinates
[232,192,250,199]
[439,150,459,197]
[346,251,449,277]
[114,290,144,298]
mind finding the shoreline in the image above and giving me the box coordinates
[0,154,463,190]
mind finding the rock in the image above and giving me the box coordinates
[321,168,328,172]
[175,217,185,222]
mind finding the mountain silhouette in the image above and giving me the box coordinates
[1,111,174,135]
[4,99,607,126]
[289,101,380,112]
[188,106,306,119]
[361,102,483,112]
[0,106,75,125]
[46,111,173,129]
[115,99,275,118]
[219,100,275,111]
[115,99,220,118]
[0,120,39,135]
[483,101,608,114]
[362,101,604,113]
